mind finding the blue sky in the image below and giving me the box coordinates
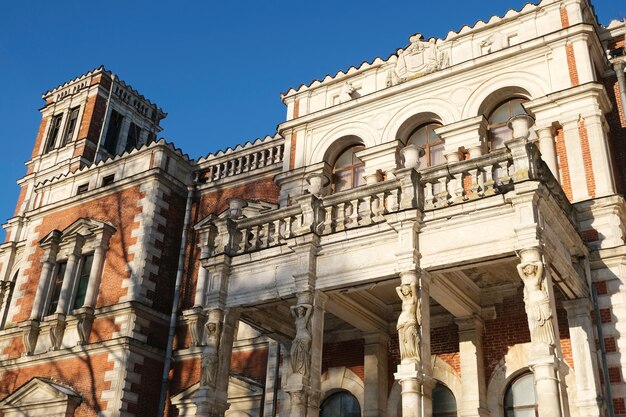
[0,1,623,239]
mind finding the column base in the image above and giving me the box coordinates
[193,386,229,417]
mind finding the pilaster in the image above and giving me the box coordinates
[455,315,489,417]
[363,332,389,417]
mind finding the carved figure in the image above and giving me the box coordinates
[480,32,507,53]
[290,304,313,376]
[339,82,356,103]
[394,35,449,82]
[200,321,221,387]
[396,282,421,363]
[516,260,555,346]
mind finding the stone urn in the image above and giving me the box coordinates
[306,173,329,197]
[507,114,535,140]
[400,144,426,169]
[226,197,247,219]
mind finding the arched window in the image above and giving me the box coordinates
[407,123,444,167]
[433,382,457,417]
[487,98,528,149]
[504,372,537,417]
[333,145,365,192]
[321,390,361,417]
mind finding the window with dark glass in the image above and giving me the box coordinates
[320,391,361,417]
[433,383,457,417]
[0,271,17,329]
[61,107,80,146]
[103,110,124,154]
[72,254,93,310]
[125,122,141,152]
[333,145,365,192]
[407,123,445,167]
[487,98,528,150]
[76,184,89,195]
[46,261,67,315]
[44,113,64,153]
[504,372,537,417]
[101,174,115,187]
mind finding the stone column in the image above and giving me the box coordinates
[394,270,432,417]
[363,332,389,417]
[536,127,558,181]
[81,241,108,309]
[263,340,281,417]
[30,244,58,321]
[563,299,603,417]
[55,239,84,314]
[455,315,488,417]
[517,248,563,417]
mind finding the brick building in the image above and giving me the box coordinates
[0,1,625,417]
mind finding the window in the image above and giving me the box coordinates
[46,261,67,316]
[320,391,361,417]
[408,123,445,167]
[125,122,141,152]
[61,107,80,146]
[504,372,537,417]
[103,109,124,154]
[0,271,18,329]
[433,383,457,417]
[333,145,365,192]
[76,183,89,195]
[44,113,64,153]
[101,174,115,187]
[487,98,528,150]
[72,254,93,310]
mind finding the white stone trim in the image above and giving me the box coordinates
[320,366,365,411]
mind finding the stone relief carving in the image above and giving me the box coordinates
[480,31,507,54]
[396,282,421,364]
[339,82,356,103]
[290,303,313,376]
[393,34,449,84]
[516,259,555,347]
[200,320,221,387]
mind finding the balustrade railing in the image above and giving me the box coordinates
[198,140,572,256]
[202,143,284,183]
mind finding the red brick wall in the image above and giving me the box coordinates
[431,323,461,375]
[566,43,580,87]
[323,339,364,382]
[30,117,49,159]
[11,186,144,327]
[554,127,573,201]
[560,6,570,28]
[0,352,114,417]
[128,356,164,417]
[578,119,595,198]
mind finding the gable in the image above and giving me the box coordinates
[0,378,81,417]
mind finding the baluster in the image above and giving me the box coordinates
[335,203,346,231]
[268,147,275,165]
[283,217,293,238]
[215,163,222,180]
[271,219,281,245]
[452,172,465,203]
[468,168,480,199]
[373,192,386,222]
[437,177,450,208]
[238,228,247,254]
[360,196,373,226]
[323,206,334,234]
[260,224,270,248]
[236,157,243,174]
[244,154,251,172]
[424,181,435,209]
[497,160,511,188]
[274,145,282,163]
[259,150,266,167]
[483,164,495,196]
[207,166,215,183]
[347,199,359,227]
[229,160,236,177]
[477,167,486,197]
[251,153,259,170]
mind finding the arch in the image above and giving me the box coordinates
[382,98,457,143]
[387,356,462,417]
[320,366,365,413]
[487,343,578,417]
[310,122,378,166]
[461,71,548,119]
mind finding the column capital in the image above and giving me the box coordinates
[363,331,390,345]
[454,314,485,333]
[562,298,592,318]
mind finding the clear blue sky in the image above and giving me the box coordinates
[0,1,623,239]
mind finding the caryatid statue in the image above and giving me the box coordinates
[516,258,555,347]
[290,303,313,376]
[200,320,221,387]
[396,282,421,364]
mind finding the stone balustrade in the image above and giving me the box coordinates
[202,143,284,183]
[202,140,572,256]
